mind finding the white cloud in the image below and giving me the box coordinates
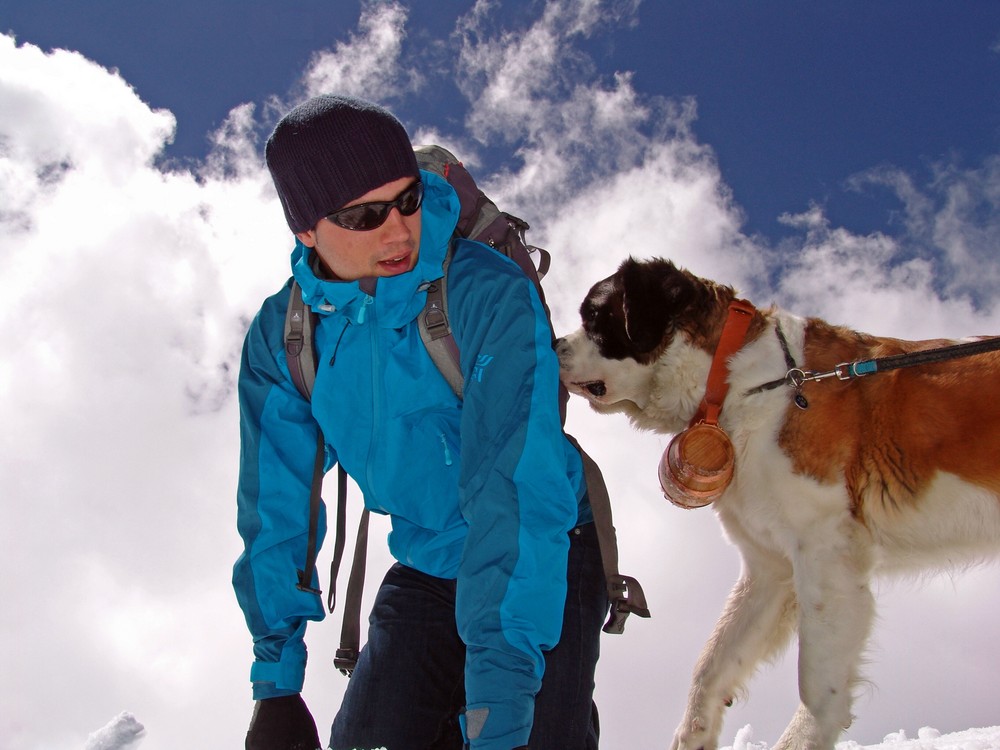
[847,157,1000,309]
[301,0,417,101]
[455,0,642,146]
[0,39,173,173]
[772,164,1000,340]
[0,33,284,750]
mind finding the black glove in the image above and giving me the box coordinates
[245,694,321,750]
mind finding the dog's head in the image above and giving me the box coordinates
[556,257,734,426]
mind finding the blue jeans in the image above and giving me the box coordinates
[329,522,609,750]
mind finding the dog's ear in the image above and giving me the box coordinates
[621,258,696,354]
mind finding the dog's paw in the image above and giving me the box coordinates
[670,717,720,750]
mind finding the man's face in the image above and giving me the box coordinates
[295,176,422,281]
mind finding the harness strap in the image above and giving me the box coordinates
[744,323,803,396]
[773,323,798,372]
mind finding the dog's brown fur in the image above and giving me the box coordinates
[782,321,1000,518]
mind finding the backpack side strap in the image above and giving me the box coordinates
[568,435,652,634]
[295,431,326,595]
[334,504,369,676]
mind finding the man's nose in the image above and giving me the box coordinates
[380,205,413,235]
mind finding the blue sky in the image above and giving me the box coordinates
[7,1,999,239]
[2,2,1000,749]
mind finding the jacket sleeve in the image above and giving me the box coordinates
[450,244,584,749]
[232,284,328,700]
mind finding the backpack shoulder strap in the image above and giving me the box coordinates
[284,280,329,596]
[284,280,317,400]
[418,244,463,398]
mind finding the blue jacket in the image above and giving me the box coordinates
[233,170,589,749]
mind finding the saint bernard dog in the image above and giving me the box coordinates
[556,257,1000,750]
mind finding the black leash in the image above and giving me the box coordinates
[747,328,1000,408]
[834,336,1000,377]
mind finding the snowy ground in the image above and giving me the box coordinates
[86,712,1000,750]
[731,724,1000,750]
[82,714,145,750]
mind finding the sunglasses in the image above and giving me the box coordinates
[324,180,424,231]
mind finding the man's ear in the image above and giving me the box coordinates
[295,229,317,247]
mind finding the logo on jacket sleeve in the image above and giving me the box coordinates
[472,354,494,383]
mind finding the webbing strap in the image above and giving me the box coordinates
[568,436,651,634]
[287,280,325,598]
[325,466,349,612]
[334,506,369,676]
[418,248,463,398]
[295,431,325,595]
[284,282,316,400]
[693,299,756,427]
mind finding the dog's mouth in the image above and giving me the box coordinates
[572,380,607,398]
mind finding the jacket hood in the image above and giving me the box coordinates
[290,169,460,328]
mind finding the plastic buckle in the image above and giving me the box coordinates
[334,648,358,677]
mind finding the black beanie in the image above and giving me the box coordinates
[265,95,420,233]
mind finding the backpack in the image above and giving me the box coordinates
[283,144,649,674]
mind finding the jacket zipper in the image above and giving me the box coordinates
[438,431,453,466]
[357,294,373,324]
[362,294,382,509]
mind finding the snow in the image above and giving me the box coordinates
[728,725,1000,750]
[84,711,1000,750]
[83,713,145,750]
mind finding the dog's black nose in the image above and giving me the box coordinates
[554,337,570,359]
[586,381,607,397]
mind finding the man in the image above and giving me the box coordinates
[234,94,608,750]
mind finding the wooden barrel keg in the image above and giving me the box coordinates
[659,421,735,509]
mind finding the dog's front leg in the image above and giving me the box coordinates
[671,554,796,750]
[773,528,875,750]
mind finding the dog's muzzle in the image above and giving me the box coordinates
[574,380,607,397]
